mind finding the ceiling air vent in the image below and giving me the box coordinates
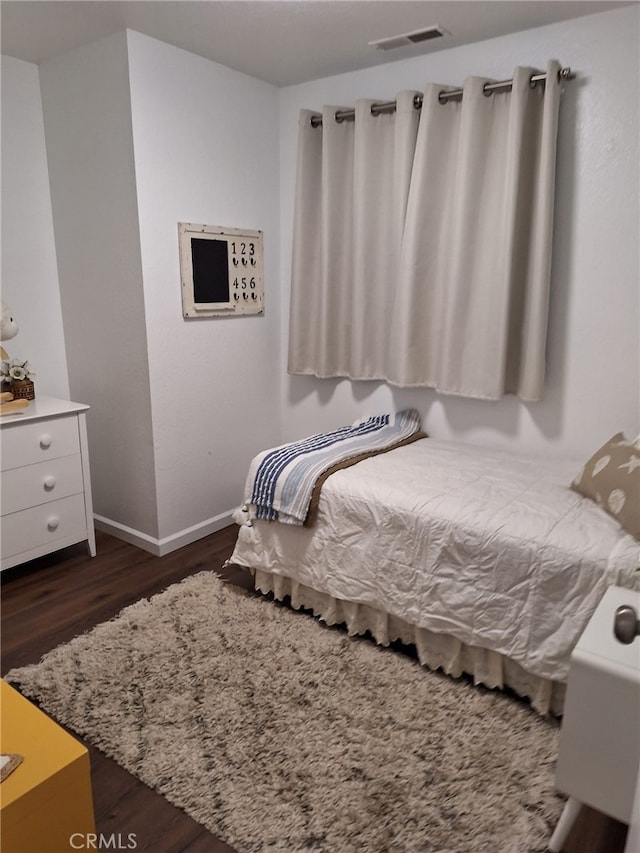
[369,25,448,51]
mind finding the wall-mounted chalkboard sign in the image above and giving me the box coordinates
[178,223,264,318]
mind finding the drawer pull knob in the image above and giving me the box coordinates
[43,475,56,490]
[614,605,640,644]
[46,516,60,531]
[40,434,53,449]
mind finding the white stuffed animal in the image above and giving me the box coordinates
[1,301,28,414]
[1,301,19,361]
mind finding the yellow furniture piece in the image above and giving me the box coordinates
[0,680,95,853]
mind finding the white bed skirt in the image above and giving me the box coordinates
[252,568,566,717]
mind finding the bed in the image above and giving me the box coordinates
[229,413,640,715]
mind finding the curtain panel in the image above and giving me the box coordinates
[288,61,563,401]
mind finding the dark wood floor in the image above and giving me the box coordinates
[1,527,629,853]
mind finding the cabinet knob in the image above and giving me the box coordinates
[39,434,52,449]
[613,605,640,644]
[43,475,56,490]
[46,516,60,531]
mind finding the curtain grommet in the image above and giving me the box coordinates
[558,66,575,84]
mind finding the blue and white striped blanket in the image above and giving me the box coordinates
[243,409,424,525]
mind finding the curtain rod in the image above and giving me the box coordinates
[309,65,574,128]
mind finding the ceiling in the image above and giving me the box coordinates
[1,0,634,87]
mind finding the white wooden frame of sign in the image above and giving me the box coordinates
[178,222,264,318]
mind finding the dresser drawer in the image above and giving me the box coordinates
[1,494,88,560]
[1,417,80,471]
[1,455,84,515]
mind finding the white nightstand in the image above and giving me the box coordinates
[549,584,640,852]
[1,396,96,570]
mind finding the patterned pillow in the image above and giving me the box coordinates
[571,433,640,540]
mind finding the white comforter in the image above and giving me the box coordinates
[231,438,640,682]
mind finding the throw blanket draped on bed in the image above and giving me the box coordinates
[244,410,425,525]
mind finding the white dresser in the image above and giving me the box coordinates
[1,396,96,570]
[549,584,640,852]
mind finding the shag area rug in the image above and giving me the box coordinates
[6,573,564,852]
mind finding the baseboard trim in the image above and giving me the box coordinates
[93,510,236,557]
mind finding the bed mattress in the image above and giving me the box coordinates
[231,438,640,686]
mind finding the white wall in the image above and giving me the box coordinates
[38,32,160,539]
[34,30,281,552]
[1,55,70,399]
[126,31,281,544]
[279,5,640,460]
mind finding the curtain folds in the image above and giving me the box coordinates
[288,61,563,401]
